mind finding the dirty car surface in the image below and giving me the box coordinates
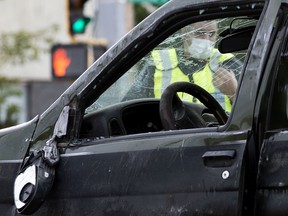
[1,0,288,215]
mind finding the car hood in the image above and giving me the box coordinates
[0,115,38,160]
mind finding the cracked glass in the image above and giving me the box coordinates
[85,17,257,115]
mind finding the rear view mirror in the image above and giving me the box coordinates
[218,26,255,53]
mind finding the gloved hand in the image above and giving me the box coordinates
[209,50,221,73]
[213,68,238,101]
[209,51,238,101]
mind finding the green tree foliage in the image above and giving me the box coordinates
[0,24,58,65]
[134,4,150,25]
[0,77,21,128]
[132,0,170,25]
[0,25,58,128]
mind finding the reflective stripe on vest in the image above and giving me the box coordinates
[152,49,193,101]
[152,49,234,112]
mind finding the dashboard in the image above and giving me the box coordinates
[80,98,214,138]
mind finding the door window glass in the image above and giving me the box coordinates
[87,18,256,114]
[81,17,258,138]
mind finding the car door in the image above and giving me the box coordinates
[13,0,280,216]
[255,5,288,215]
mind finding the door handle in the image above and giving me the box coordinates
[202,150,236,167]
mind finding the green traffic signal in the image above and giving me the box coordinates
[71,17,91,34]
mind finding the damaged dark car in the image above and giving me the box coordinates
[1,0,288,215]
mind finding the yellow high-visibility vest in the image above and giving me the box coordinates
[151,48,234,112]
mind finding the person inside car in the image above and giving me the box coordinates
[124,20,242,112]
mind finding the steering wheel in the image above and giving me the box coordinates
[159,82,228,130]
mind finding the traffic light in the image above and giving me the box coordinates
[68,0,91,35]
[51,43,107,80]
[51,44,88,79]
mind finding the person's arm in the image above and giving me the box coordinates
[210,56,242,101]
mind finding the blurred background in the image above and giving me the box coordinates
[0,0,168,128]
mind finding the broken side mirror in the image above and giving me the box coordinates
[14,151,55,215]
[14,106,70,214]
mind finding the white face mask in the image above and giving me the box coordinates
[188,38,214,60]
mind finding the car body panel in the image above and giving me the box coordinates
[31,131,248,215]
[0,116,38,215]
[256,132,288,215]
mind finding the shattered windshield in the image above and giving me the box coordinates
[85,17,257,114]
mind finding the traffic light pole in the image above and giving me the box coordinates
[92,0,134,47]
